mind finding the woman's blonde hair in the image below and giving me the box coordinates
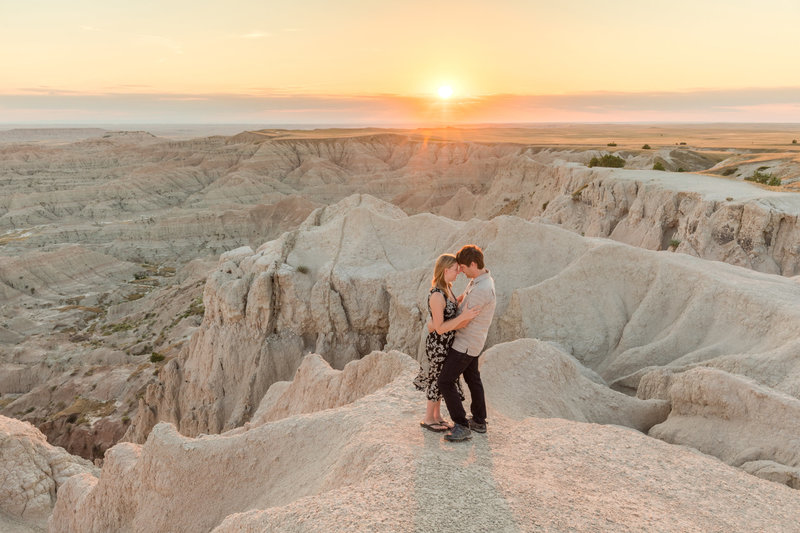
[431,253,457,293]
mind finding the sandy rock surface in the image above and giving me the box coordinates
[50,350,800,533]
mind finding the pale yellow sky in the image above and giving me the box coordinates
[2,0,800,123]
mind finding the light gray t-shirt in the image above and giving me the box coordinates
[451,270,496,356]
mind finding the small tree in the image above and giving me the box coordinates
[653,161,666,171]
[642,144,651,150]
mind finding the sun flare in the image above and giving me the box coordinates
[437,85,454,99]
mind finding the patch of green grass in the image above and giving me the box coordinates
[653,161,666,171]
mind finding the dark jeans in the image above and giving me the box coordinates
[438,347,486,428]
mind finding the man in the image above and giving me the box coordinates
[437,244,496,442]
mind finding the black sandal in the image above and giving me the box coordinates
[420,421,449,432]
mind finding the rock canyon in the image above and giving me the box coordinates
[3,124,800,531]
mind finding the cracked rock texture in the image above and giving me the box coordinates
[0,415,95,532]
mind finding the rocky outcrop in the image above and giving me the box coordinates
[248,350,414,426]
[50,351,800,533]
[129,194,800,466]
[0,415,95,531]
[481,338,669,432]
[125,194,446,441]
[640,367,800,488]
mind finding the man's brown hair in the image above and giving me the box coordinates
[455,244,484,269]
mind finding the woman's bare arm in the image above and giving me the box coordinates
[427,297,481,334]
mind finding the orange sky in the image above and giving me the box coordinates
[3,1,800,123]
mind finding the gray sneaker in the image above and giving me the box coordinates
[468,419,487,433]
[444,423,472,442]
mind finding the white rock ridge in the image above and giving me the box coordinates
[50,349,800,532]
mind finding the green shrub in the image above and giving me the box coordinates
[296,265,309,274]
[669,239,681,248]
[722,168,737,176]
[653,161,666,171]
[793,139,797,144]
[150,352,165,363]
[746,170,780,186]
[588,155,625,168]
[677,168,686,172]
[607,142,617,147]
[642,144,651,150]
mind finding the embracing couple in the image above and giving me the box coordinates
[413,244,496,442]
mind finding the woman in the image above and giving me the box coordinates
[413,253,480,432]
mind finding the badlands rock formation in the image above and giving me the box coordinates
[50,350,800,532]
[0,245,214,460]
[127,193,800,491]
[3,126,800,528]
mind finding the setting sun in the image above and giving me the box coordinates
[437,85,454,99]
